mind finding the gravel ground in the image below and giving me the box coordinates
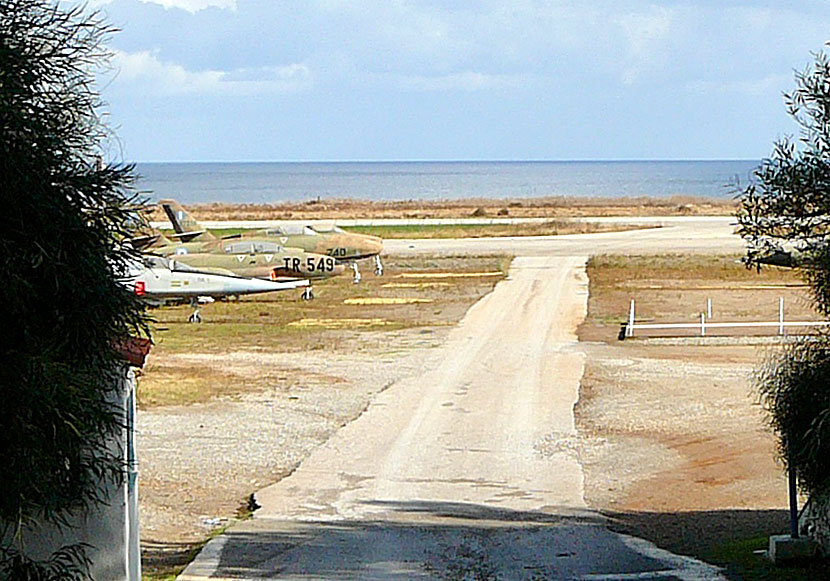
[137,327,450,545]
[137,254,800,575]
[140,325,792,573]
[574,340,792,561]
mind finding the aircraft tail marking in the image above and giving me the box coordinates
[159,199,216,243]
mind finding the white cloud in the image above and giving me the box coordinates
[396,71,527,92]
[89,0,236,11]
[618,5,675,84]
[686,74,792,96]
[112,50,310,96]
[138,0,236,13]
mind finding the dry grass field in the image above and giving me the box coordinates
[147,195,736,223]
[577,254,819,569]
[581,254,816,341]
[140,255,510,408]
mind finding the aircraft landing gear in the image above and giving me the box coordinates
[374,255,383,276]
[302,286,314,301]
[188,301,203,323]
[352,263,362,284]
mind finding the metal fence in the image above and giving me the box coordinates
[622,297,830,339]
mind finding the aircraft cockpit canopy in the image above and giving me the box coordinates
[223,241,284,254]
[133,255,199,273]
[310,224,346,234]
[264,224,318,237]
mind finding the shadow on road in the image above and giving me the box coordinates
[603,508,789,558]
[208,501,717,579]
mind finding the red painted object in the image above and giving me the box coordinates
[112,337,152,367]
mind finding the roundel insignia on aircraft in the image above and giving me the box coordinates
[236,255,245,262]
[280,237,288,244]
[175,248,188,255]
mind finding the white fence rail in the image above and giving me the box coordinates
[623,297,830,339]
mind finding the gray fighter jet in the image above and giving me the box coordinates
[125,256,308,322]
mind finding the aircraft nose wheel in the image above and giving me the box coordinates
[302,286,314,301]
[352,263,362,284]
[187,300,203,323]
[374,255,383,276]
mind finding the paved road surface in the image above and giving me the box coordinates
[382,216,741,257]
[179,252,726,580]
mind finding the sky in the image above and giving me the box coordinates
[87,0,830,162]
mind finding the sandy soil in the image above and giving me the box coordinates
[577,341,785,505]
[138,329,450,537]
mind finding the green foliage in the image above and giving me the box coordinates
[736,50,830,316]
[0,0,149,575]
[706,535,825,580]
[757,338,830,495]
[736,47,830,500]
[0,545,92,581]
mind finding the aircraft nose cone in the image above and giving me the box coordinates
[368,238,384,254]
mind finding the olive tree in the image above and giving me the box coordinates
[736,49,830,500]
[0,0,149,577]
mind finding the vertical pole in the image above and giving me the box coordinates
[125,368,141,580]
[779,297,785,336]
[628,299,635,337]
[707,297,713,319]
[789,448,799,539]
[700,312,706,336]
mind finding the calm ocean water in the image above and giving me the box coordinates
[134,160,758,205]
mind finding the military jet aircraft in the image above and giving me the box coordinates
[149,235,345,296]
[750,247,814,269]
[125,256,308,322]
[143,202,347,299]
[158,199,384,281]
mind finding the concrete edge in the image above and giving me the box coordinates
[176,534,227,581]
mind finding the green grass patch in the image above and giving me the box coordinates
[705,535,826,580]
[161,222,649,240]
[343,221,649,239]
[159,227,245,238]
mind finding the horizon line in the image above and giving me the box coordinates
[131,158,761,164]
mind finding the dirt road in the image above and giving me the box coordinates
[179,257,723,579]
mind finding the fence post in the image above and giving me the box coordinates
[707,297,712,319]
[700,312,706,336]
[627,299,635,337]
[779,297,785,336]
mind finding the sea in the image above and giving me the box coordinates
[134,160,759,205]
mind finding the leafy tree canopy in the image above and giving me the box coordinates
[0,0,149,571]
[737,50,830,316]
[737,48,830,497]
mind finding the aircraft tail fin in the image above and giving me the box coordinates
[159,199,216,243]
